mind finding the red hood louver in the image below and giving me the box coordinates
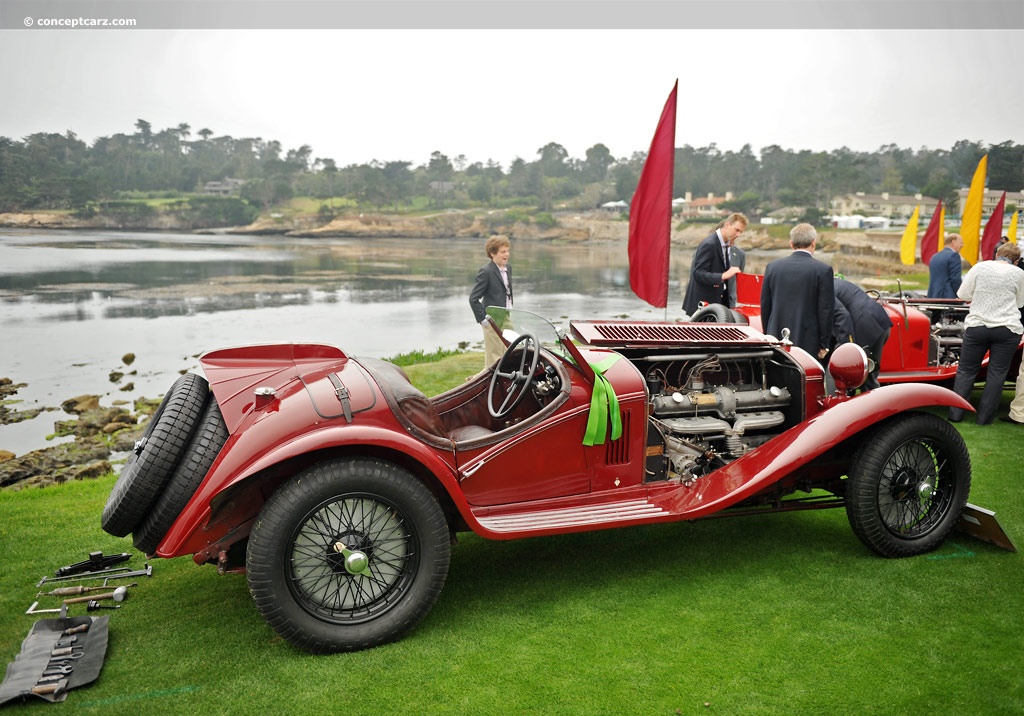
[570,320,769,348]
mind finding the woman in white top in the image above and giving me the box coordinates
[948,242,1024,425]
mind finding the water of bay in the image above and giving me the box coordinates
[1,228,688,454]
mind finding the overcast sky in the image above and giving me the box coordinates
[3,26,1023,169]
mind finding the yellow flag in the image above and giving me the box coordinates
[900,205,920,265]
[959,154,987,265]
[1009,210,1019,244]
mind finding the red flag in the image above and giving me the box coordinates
[628,81,677,308]
[981,192,1007,261]
[921,200,944,266]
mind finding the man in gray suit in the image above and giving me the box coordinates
[760,223,835,361]
[469,235,513,367]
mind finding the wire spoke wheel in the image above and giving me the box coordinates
[247,458,450,653]
[289,494,415,623]
[873,439,951,537]
[846,412,970,557]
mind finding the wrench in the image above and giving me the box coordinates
[41,665,74,676]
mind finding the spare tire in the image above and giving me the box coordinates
[132,399,229,554]
[101,372,209,537]
[727,308,749,325]
[689,304,733,323]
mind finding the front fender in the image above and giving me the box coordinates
[156,423,462,558]
[650,383,972,518]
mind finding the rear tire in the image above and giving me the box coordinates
[101,373,209,537]
[246,458,451,653]
[845,412,971,557]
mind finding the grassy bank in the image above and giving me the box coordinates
[0,357,1021,715]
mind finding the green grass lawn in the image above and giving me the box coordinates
[1,380,1021,715]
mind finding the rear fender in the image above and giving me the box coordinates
[651,383,972,518]
[200,343,349,433]
[156,423,465,559]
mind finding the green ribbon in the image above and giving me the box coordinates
[583,355,623,446]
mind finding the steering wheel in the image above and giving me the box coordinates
[488,333,541,419]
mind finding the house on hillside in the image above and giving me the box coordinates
[673,191,734,219]
[830,191,938,219]
[955,188,1024,217]
[204,178,246,196]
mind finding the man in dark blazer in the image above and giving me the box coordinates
[927,233,964,298]
[469,234,513,367]
[682,213,747,315]
[834,277,892,390]
[760,223,835,361]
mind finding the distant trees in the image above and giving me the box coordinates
[0,119,1020,219]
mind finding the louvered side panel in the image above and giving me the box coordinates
[605,410,631,465]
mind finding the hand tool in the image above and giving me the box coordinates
[37,566,134,587]
[61,623,90,636]
[87,600,121,611]
[55,551,130,577]
[50,646,84,658]
[40,664,74,676]
[37,582,137,597]
[24,601,67,617]
[31,678,67,696]
[46,659,82,668]
[102,564,153,581]
[62,585,128,605]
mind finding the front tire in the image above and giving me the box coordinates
[246,458,451,653]
[846,412,971,557]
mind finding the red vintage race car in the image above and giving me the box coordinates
[102,306,973,653]
[728,273,1024,386]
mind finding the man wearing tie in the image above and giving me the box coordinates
[682,213,747,315]
[469,234,513,367]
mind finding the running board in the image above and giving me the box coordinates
[475,499,669,534]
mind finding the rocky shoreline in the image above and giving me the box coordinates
[0,379,159,490]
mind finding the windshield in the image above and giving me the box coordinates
[486,306,574,363]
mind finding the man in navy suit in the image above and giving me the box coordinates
[682,213,747,315]
[760,223,835,361]
[927,233,964,298]
[834,278,892,390]
[469,235,513,367]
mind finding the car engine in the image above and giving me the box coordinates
[640,350,798,484]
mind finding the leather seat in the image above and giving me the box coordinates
[360,357,495,446]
